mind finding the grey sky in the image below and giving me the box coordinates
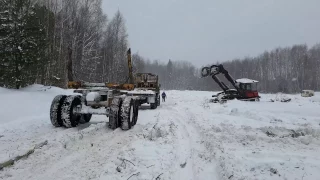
[102,0,320,67]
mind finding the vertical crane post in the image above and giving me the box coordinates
[127,48,134,84]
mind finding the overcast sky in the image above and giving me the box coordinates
[102,0,320,67]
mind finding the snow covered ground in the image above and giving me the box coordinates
[0,85,320,180]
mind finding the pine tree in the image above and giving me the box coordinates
[0,0,15,87]
[0,0,49,89]
[32,4,55,85]
[166,60,173,89]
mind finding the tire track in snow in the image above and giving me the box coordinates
[169,106,219,180]
[98,103,180,180]
[182,106,231,179]
[171,114,196,180]
[147,94,219,180]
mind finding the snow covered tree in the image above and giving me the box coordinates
[166,60,173,88]
[0,0,50,89]
[32,4,55,85]
[132,53,145,74]
[0,0,12,87]
[101,10,128,83]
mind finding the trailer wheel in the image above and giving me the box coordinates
[109,97,123,130]
[79,114,92,124]
[150,96,158,109]
[50,95,67,127]
[157,94,160,106]
[132,100,139,126]
[121,97,134,130]
[61,95,82,128]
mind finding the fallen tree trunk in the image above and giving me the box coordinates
[0,140,48,170]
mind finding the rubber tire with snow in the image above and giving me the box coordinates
[50,95,67,127]
[157,94,160,106]
[61,95,82,128]
[121,97,135,130]
[132,100,139,126]
[109,97,123,130]
[150,96,158,109]
[79,114,92,124]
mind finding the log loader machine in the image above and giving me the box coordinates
[49,48,160,131]
[201,64,260,103]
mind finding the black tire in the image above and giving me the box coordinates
[109,97,123,130]
[120,97,134,130]
[79,114,92,124]
[150,96,158,109]
[132,100,139,126]
[61,95,82,128]
[150,103,157,109]
[157,94,160,106]
[50,95,67,127]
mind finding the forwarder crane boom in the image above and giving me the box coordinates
[201,64,260,102]
[201,64,239,92]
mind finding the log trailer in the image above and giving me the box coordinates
[49,48,160,130]
[201,64,260,103]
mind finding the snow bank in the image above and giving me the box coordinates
[0,84,74,126]
[0,84,77,163]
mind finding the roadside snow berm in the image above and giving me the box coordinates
[270,93,291,102]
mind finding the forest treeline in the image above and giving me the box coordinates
[139,43,320,93]
[0,0,319,93]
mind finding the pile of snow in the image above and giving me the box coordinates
[270,92,292,102]
[0,84,77,163]
[310,95,320,103]
[0,85,73,126]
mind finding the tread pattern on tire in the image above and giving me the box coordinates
[133,100,139,125]
[109,97,122,130]
[157,94,160,106]
[50,95,67,127]
[61,95,81,128]
[121,97,134,130]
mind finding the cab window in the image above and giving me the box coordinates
[246,84,252,90]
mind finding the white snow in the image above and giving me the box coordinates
[126,88,156,95]
[82,82,108,87]
[52,76,60,80]
[0,85,320,180]
[236,78,259,83]
[86,92,100,102]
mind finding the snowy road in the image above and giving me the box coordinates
[1,85,320,180]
